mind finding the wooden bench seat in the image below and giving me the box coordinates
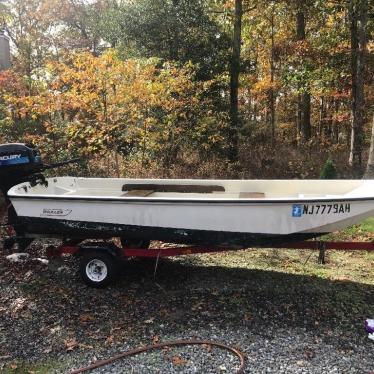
[122,184,225,194]
[122,190,154,197]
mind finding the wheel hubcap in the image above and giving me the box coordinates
[86,259,108,282]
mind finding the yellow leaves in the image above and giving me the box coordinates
[2,50,222,159]
[251,75,281,98]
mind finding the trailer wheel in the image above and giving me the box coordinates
[79,251,118,287]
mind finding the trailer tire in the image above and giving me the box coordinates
[79,251,118,287]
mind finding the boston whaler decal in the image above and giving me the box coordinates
[292,203,350,217]
[41,208,72,217]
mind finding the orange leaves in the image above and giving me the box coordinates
[0,70,27,96]
[2,49,222,161]
[251,75,281,99]
[41,50,203,155]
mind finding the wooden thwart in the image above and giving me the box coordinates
[122,184,225,194]
[122,190,154,197]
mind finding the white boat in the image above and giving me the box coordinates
[7,176,374,247]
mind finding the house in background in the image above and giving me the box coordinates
[0,30,11,71]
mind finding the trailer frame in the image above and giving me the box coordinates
[2,222,374,287]
[40,238,374,287]
[46,239,374,259]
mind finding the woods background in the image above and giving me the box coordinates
[0,0,373,179]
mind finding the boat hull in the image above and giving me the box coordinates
[18,216,323,247]
[10,193,374,247]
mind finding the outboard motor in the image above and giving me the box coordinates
[0,143,44,204]
[0,143,79,250]
[0,143,44,249]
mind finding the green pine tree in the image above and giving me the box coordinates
[320,157,337,179]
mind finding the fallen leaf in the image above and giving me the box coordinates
[11,297,27,315]
[203,343,212,353]
[304,350,314,360]
[171,355,187,366]
[64,338,79,351]
[243,314,252,321]
[79,343,94,350]
[152,335,160,344]
[79,313,94,324]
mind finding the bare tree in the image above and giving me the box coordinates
[228,0,257,162]
[295,0,311,143]
[348,0,367,177]
[228,0,243,162]
[364,114,374,178]
[269,1,276,144]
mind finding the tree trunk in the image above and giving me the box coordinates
[349,0,367,177]
[364,114,374,178]
[296,3,311,143]
[296,95,301,145]
[331,99,339,143]
[318,96,325,138]
[229,0,243,162]
[300,91,311,140]
[269,6,276,144]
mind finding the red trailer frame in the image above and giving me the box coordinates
[47,239,374,259]
[3,225,374,286]
[49,239,374,287]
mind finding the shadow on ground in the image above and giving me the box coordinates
[0,254,373,372]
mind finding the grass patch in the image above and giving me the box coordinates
[325,217,374,241]
[2,360,61,374]
[180,218,374,285]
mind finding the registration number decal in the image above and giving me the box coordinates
[292,203,350,217]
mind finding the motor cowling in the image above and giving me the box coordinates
[0,143,43,199]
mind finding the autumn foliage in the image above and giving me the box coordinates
[1,51,227,174]
[0,0,373,178]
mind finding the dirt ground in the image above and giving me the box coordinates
[0,241,373,373]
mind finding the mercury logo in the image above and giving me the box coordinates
[0,154,22,160]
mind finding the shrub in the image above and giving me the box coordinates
[320,157,337,179]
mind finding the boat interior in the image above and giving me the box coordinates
[9,177,374,200]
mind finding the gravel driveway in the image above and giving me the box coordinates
[0,243,373,373]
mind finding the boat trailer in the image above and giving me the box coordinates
[40,237,374,287]
[2,221,374,287]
